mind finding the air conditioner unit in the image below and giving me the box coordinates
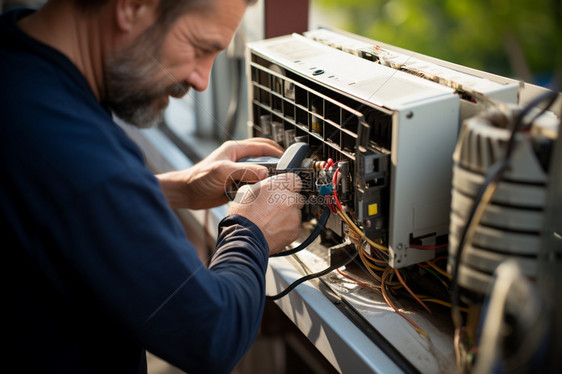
[246,30,519,268]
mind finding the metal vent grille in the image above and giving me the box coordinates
[249,55,393,162]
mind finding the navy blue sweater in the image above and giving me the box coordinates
[0,8,269,373]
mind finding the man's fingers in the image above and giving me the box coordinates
[230,172,303,207]
[261,173,302,194]
[293,192,305,210]
[226,164,269,184]
[231,138,284,160]
[226,165,302,193]
[233,183,260,204]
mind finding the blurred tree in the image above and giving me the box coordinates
[312,0,561,89]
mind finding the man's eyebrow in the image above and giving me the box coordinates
[195,37,228,53]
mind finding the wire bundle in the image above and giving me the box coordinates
[266,157,456,339]
[327,165,458,337]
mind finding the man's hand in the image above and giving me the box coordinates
[157,138,283,210]
[228,173,304,255]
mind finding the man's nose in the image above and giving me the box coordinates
[186,56,215,92]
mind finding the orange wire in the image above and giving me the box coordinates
[337,269,381,290]
[395,269,432,314]
[381,268,428,337]
[361,248,387,264]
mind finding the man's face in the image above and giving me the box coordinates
[103,0,247,128]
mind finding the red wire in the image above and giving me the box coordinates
[409,243,449,250]
[332,168,343,211]
[417,255,448,268]
[326,196,336,212]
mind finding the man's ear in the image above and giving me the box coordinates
[114,0,158,33]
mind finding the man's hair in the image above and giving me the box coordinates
[72,0,257,34]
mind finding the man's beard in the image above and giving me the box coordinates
[102,32,190,129]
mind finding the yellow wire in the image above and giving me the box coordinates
[359,245,403,286]
[427,270,449,289]
[360,247,388,265]
[419,297,469,313]
[359,247,384,283]
[426,260,452,280]
[364,261,387,272]
[336,210,388,252]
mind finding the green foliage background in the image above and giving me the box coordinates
[313,0,561,89]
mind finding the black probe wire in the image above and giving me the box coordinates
[266,250,359,301]
[271,206,331,257]
[450,91,559,329]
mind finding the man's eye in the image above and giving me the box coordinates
[198,48,213,57]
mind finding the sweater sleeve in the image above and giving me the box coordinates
[143,215,270,374]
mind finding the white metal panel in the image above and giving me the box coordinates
[388,95,459,267]
[247,34,455,110]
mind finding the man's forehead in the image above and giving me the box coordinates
[173,0,247,46]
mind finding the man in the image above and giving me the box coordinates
[0,0,303,373]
